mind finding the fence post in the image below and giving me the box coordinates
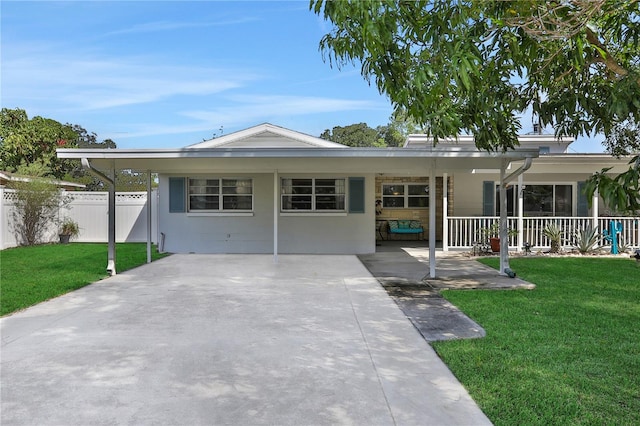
[0,185,5,250]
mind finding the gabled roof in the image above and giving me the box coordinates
[188,123,347,149]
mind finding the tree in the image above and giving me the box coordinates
[311,1,640,211]
[1,108,79,179]
[320,122,384,147]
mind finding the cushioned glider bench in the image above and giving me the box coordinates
[387,220,424,240]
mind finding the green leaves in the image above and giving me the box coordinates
[585,156,640,214]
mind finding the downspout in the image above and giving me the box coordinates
[82,158,117,276]
[499,157,533,276]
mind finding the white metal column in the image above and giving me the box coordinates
[273,170,279,263]
[429,161,437,279]
[442,173,448,252]
[146,170,152,264]
[517,174,524,251]
[592,189,599,230]
[499,159,509,275]
[107,166,116,275]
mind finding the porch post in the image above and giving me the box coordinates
[517,174,524,252]
[499,159,509,275]
[592,188,599,230]
[107,166,116,275]
[146,170,152,264]
[273,170,279,263]
[429,160,437,278]
[442,173,448,252]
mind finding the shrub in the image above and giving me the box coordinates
[572,225,601,254]
[8,177,70,246]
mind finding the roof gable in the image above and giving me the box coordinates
[188,123,347,149]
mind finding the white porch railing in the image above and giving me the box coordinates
[447,216,640,250]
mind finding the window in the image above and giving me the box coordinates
[281,178,345,211]
[523,184,572,216]
[382,183,429,208]
[188,178,253,211]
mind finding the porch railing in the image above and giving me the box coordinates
[447,216,640,250]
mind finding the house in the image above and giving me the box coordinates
[57,123,638,276]
[0,171,86,191]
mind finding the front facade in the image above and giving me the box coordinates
[58,123,638,261]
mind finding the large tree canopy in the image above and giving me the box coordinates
[311,0,640,213]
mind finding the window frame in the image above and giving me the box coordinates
[522,183,574,217]
[381,183,429,209]
[280,177,346,212]
[188,177,254,213]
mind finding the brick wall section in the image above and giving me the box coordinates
[374,176,454,240]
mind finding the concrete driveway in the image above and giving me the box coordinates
[1,254,490,426]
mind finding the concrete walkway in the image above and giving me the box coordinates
[1,254,491,426]
[359,243,535,342]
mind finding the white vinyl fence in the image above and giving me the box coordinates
[0,188,158,250]
[447,216,640,250]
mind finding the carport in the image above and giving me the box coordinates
[57,124,538,278]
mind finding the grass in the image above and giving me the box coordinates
[432,257,640,426]
[0,243,168,316]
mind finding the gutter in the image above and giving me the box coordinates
[503,157,532,185]
[82,158,117,275]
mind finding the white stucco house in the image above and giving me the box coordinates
[57,123,639,276]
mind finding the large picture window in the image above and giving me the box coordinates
[281,178,345,211]
[382,183,429,208]
[524,184,572,216]
[188,178,253,211]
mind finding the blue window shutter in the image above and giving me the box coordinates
[349,177,365,213]
[482,181,494,216]
[577,181,588,216]
[169,177,186,213]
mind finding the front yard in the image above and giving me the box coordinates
[433,257,639,425]
[0,243,167,316]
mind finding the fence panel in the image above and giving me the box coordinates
[1,189,157,249]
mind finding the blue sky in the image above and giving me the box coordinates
[2,0,604,151]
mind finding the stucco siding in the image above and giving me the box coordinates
[158,173,375,254]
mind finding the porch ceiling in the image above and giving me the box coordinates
[57,147,540,174]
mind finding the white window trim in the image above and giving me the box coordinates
[188,177,254,213]
[381,182,430,209]
[280,177,346,213]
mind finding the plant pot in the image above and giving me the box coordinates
[59,234,71,244]
[489,237,500,253]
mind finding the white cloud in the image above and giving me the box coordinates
[2,45,261,111]
[103,17,259,37]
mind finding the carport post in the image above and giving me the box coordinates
[146,170,152,264]
[442,173,448,252]
[273,170,278,263]
[107,167,116,275]
[429,160,436,278]
[499,159,509,275]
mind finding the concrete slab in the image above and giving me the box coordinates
[1,254,491,426]
[359,244,535,342]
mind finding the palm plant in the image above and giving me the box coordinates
[543,223,563,253]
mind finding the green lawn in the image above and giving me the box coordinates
[0,243,168,316]
[433,257,640,426]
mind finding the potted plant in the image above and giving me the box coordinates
[478,222,517,253]
[59,217,80,244]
